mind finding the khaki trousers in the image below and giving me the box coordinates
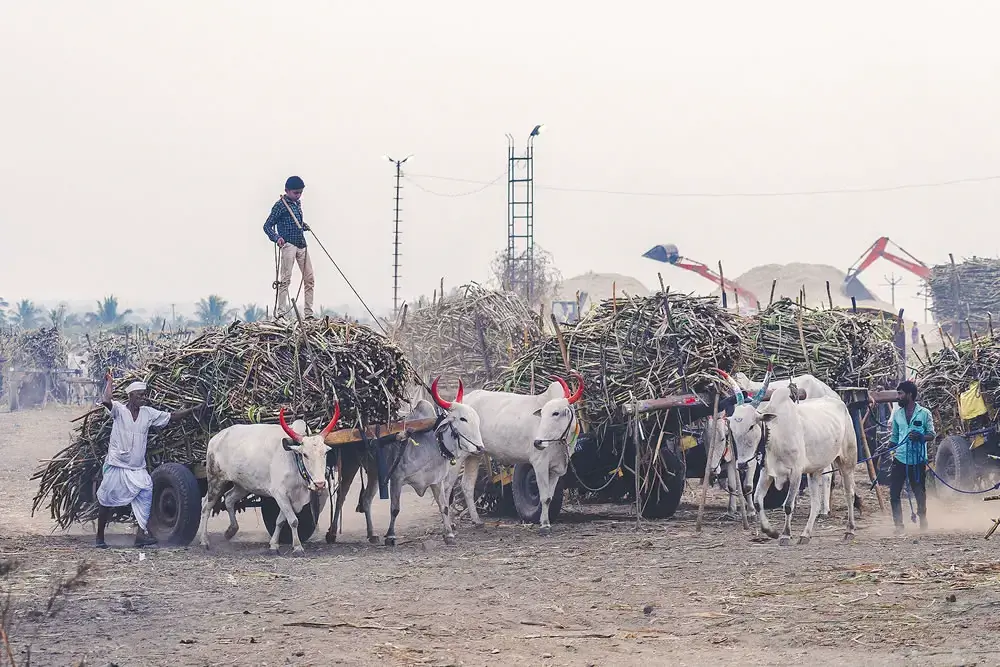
[277,243,315,317]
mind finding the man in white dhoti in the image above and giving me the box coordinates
[95,374,203,548]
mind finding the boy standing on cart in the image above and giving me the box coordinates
[95,373,203,548]
[889,380,936,534]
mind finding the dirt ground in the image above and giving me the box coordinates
[3,405,1000,667]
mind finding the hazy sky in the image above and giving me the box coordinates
[2,1,999,322]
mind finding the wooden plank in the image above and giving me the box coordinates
[869,389,902,404]
[623,394,706,416]
[323,417,438,446]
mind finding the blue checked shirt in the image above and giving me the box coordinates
[263,196,307,249]
[890,403,935,465]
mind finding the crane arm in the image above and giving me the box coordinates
[674,259,760,306]
[844,236,930,285]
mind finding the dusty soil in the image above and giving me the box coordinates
[3,405,1000,667]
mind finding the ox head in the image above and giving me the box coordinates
[532,371,584,451]
[430,377,485,455]
[278,404,339,492]
[710,368,774,469]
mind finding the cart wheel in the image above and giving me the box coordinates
[260,494,321,544]
[933,435,977,496]
[511,463,564,524]
[639,446,687,519]
[148,463,202,547]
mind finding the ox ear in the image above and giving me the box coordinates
[282,438,302,452]
[758,413,777,423]
[532,408,542,418]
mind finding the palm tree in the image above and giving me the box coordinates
[242,304,267,323]
[87,295,132,327]
[48,304,68,328]
[196,295,237,327]
[13,300,41,329]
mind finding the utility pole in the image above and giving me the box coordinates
[505,124,544,305]
[385,154,413,318]
[882,273,902,309]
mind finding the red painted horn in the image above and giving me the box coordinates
[320,401,341,437]
[550,375,571,397]
[431,376,464,409]
[278,408,303,443]
[567,371,584,405]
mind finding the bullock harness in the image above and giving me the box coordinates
[283,440,319,489]
[722,419,769,474]
[533,413,580,452]
[382,412,472,481]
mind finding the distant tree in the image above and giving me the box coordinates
[87,295,132,327]
[242,304,267,323]
[13,300,41,329]
[489,243,562,308]
[64,312,84,329]
[196,295,238,327]
[48,304,68,329]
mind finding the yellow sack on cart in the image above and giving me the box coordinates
[959,381,988,421]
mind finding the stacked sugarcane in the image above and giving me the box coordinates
[391,282,544,390]
[31,317,415,529]
[9,327,69,371]
[84,327,195,384]
[914,330,1000,437]
[735,299,902,389]
[491,291,743,428]
[928,257,1000,337]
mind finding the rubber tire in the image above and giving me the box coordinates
[933,435,977,495]
[148,463,203,547]
[640,446,686,519]
[260,494,321,545]
[511,462,564,524]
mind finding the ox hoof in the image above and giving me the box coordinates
[842,532,856,543]
[269,547,280,556]
[367,536,380,545]
[778,536,791,547]
[200,542,210,551]
[472,522,485,530]
[384,537,397,547]
[224,525,238,541]
[538,525,552,537]
[325,531,337,544]
[797,536,811,545]
[444,534,456,546]
[291,546,305,557]
[763,529,780,540]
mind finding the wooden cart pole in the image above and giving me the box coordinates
[857,406,886,512]
[695,392,721,532]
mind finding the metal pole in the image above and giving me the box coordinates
[392,160,402,318]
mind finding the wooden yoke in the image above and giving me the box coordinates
[323,417,438,447]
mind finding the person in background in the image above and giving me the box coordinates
[263,176,315,319]
[911,322,919,346]
[95,374,204,548]
[889,380,936,534]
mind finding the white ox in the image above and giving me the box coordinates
[712,371,841,519]
[457,372,584,535]
[199,405,338,555]
[66,352,90,405]
[726,386,859,544]
[332,378,485,546]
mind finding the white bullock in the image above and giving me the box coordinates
[66,352,90,405]
[199,404,338,554]
[457,372,584,535]
[726,386,859,544]
[331,378,485,546]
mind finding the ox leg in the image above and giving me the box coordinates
[818,467,832,517]
[360,461,380,544]
[430,483,456,545]
[223,485,248,541]
[272,493,305,555]
[198,463,226,549]
[535,461,555,536]
[384,476,403,547]
[459,454,485,528]
[836,457,858,542]
[330,453,360,544]
[779,471,800,546]
[743,459,758,520]
[799,472,824,545]
[753,469,778,540]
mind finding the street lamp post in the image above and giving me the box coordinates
[384,154,413,318]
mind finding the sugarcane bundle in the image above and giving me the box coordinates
[914,331,1000,436]
[928,257,1000,336]
[490,291,743,428]
[85,327,195,384]
[8,327,69,370]
[391,282,544,390]
[31,317,415,529]
[736,299,901,389]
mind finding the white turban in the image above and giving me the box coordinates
[125,382,147,394]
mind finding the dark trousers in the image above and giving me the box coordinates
[889,460,927,526]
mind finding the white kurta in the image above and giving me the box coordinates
[96,401,171,530]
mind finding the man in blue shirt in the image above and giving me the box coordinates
[889,380,936,533]
[263,176,315,319]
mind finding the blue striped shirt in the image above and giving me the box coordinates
[891,403,935,465]
[263,196,307,249]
